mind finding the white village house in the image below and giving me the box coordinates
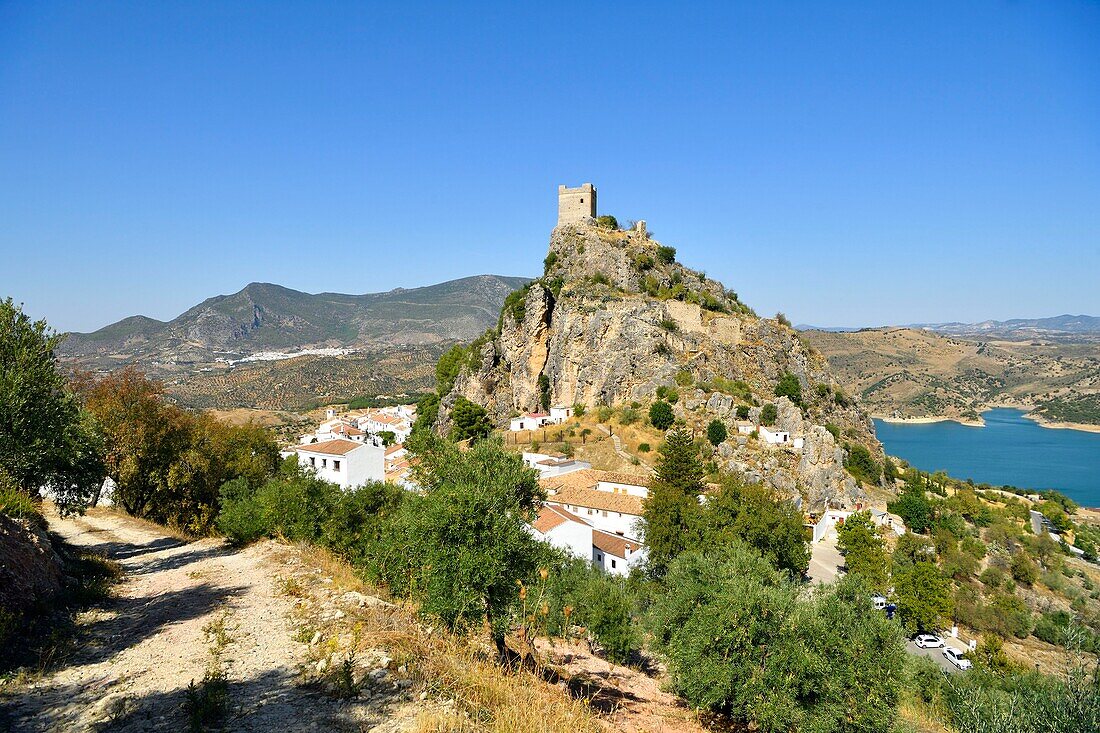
[522,451,592,478]
[529,505,646,576]
[285,438,385,489]
[509,405,574,432]
[539,469,649,539]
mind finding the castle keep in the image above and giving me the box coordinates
[557,183,596,225]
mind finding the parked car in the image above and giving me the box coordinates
[871,595,888,611]
[914,634,944,648]
[942,647,972,670]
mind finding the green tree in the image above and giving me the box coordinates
[642,427,703,578]
[449,397,492,443]
[836,511,889,591]
[537,373,551,412]
[0,299,105,512]
[1010,552,1039,585]
[844,443,881,484]
[595,214,619,230]
[435,344,468,396]
[894,561,953,633]
[736,404,750,420]
[411,392,440,435]
[648,400,674,430]
[888,486,933,533]
[774,371,803,407]
[392,435,544,655]
[696,476,809,575]
[706,419,727,446]
[649,542,905,732]
[760,402,778,425]
[656,245,676,264]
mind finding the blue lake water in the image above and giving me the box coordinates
[873,408,1100,508]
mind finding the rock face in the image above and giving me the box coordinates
[439,222,882,510]
[0,513,63,617]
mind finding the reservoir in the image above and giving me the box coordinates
[873,408,1100,508]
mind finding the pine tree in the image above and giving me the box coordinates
[642,427,704,579]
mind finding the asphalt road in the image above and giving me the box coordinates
[905,640,965,674]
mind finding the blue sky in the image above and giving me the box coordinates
[2,1,1098,332]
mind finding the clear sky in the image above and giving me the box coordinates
[2,1,1098,332]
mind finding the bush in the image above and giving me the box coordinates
[658,318,678,332]
[706,419,727,447]
[760,403,778,426]
[844,444,881,485]
[1010,552,1039,585]
[656,246,676,264]
[595,215,619,230]
[450,397,492,443]
[649,543,905,732]
[736,405,750,420]
[649,401,674,430]
[774,372,803,407]
[572,403,586,417]
[0,476,42,524]
[655,386,679,403]
[637,443,651,452]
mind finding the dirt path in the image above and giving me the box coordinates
[1,509,403,732]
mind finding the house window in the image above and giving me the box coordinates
[309,456,316,467]
[602,511,608,517]
[333,460,341,471]
[587,509,593,515]
[611,560,617,569]
[322,458,327,468]
[596,553,603,562]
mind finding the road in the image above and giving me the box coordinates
[905,640,965,674]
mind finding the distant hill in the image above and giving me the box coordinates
[906,314,1100,341]
[60,275,531,369]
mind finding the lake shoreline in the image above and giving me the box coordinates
[875,408,1100,508]
[874,410,1100,434]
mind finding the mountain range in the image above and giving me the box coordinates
[798,314,1100,341]
[60,275,530,370]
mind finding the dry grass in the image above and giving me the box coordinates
[285,544,605,733]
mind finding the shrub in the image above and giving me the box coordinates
[775,312,792,327]
[572,403,585,417]
[649,543,905,732]
[450,397,492,443]
[774,372,803,407]
[736,405,750,420]
[543,252,559,272]
[844,444,881,484]
[1010,552,1039,585]
[655,385,679,403]
[649,401,675,430]
[656,245,676,264]
[760,403,778,425]
[0,477,42,524]
[825,423,841,440]
[589,271,610,286]
[706,419,727,447]
[637,443,651,453]
[595,214,619,230]
[674,370,694,387]
[596,406,613,422]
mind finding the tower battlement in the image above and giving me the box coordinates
[557,183,596,225]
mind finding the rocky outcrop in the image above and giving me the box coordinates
[0,513,63,617]
[439,222,882,509]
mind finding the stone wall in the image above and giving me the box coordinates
[557,183,596,224]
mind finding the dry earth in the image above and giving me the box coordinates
[0,509,421,732]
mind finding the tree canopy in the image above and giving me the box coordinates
[648,400,674,430]
[642,426,703,578]
[0,298,104,512]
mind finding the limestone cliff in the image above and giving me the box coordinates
[439,222,882,510]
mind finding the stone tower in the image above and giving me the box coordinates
[557,183,597,225]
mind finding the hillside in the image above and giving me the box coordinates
[437,220,883,511]
[60,275,529,369]
[802,327,1100,425]
[910,314,1100,341]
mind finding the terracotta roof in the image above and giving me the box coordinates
[592,530,638,559]
[540,469,649,495]
[292,439,363,456]
[526,412,548,418]
[385,444,406,457]
[332,424,364,436]
[547,485,644,516]
[531,505,590,534]
[594,471,651,487]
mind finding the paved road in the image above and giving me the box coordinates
[807,533,844,585]
[905,640,966,674]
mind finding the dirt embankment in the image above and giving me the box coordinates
[0,513,63,619]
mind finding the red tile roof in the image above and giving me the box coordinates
[292,439,363,456]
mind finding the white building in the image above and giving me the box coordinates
[529,504,646,577]
[540,469,649,538]
[522,451,591,478]
[509,405,574,432]
[357,410,413,443]
[509,412,553,431]
[289,439,385,489]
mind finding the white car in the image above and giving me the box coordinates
[942,647,972,670]
[914,634,944,649]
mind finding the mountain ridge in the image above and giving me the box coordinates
[60,274,531,369]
